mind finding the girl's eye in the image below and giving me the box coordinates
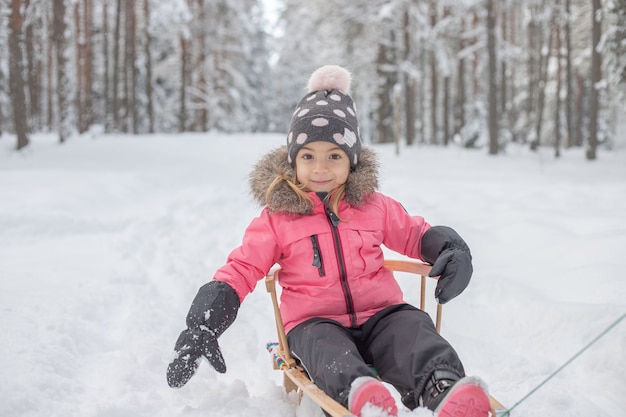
[329,153,342,160]
[301,153,314,160]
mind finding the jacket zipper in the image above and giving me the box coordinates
[310,235,325,276]
[325,205,357,327]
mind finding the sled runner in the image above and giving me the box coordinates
[265,259,507,417]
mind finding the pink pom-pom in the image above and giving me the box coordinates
[307,65,351,94]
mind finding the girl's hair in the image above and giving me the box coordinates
[265,173,347,220]
[327,184,346,218]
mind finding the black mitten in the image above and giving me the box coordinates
[167,281,240,388]
[420,226,473,304]
[167,327,225,387]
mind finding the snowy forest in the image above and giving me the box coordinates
[2,2,626,416]
[2,0,625,159]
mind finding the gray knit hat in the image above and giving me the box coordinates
[286,65,361,170]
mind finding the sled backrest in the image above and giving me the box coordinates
[264,259,441,371]
[382,259,442,332]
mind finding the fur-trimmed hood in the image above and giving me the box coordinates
[248,146,379,214]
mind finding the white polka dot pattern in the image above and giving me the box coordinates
[286,88,361,170]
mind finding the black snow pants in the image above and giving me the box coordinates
[286,304,465,412]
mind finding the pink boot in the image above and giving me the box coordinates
[348,377,398,417]
[429,376,490,417]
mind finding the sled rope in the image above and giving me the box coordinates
[500,311,626,417]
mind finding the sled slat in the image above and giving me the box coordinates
[265,271,296,368]
[383,259,433,275]
[284,367,356,417]
[490,395,508,416]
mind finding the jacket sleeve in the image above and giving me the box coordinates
[380,194,431,259]
[213,209,282,302]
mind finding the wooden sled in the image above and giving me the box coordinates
[265,259,507,417]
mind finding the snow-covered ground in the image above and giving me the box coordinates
[1,132,624,417]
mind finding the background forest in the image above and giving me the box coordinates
[2,0,625,159]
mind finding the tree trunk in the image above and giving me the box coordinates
[9,0,30,150]
[195,0,208,132]
[471,12,480,97]
[429,1,438,144]
[53,0,70,143]
[587,0,602,160]
[120,1,130,132]
[46,14,54,130]
[74,3,84,133]
[0,64,4,135]
[454,19,465,138]
[103,2,111,131]
[375,40,396,144]
[531,10,555,151]
[526,13,538,117]
[402,8,415,146]
[74,0,93,134]
[442,6,451,147]
[125,0,138,133]
[25,8,42,130]
[500,5,507,120]
[144,0,154,133]
[487,0,498,154]
[394,86,401,155]
[418,44,426,144]
[112,0,122,130]
[443,75,450,146]
[554,6,562,158]
[507,5,519,140]
[84,0,93,131]
[179,35,189,132]
[575,74,585,147]
[564,0,575,147]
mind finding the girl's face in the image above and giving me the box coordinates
[295,141,350,193]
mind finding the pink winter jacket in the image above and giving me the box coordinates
[213,146,431,333]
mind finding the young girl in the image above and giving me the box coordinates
[167,65,490,417]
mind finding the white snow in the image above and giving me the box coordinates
[1,132,625,417]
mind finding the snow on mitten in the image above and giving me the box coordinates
[167,328,225,388]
